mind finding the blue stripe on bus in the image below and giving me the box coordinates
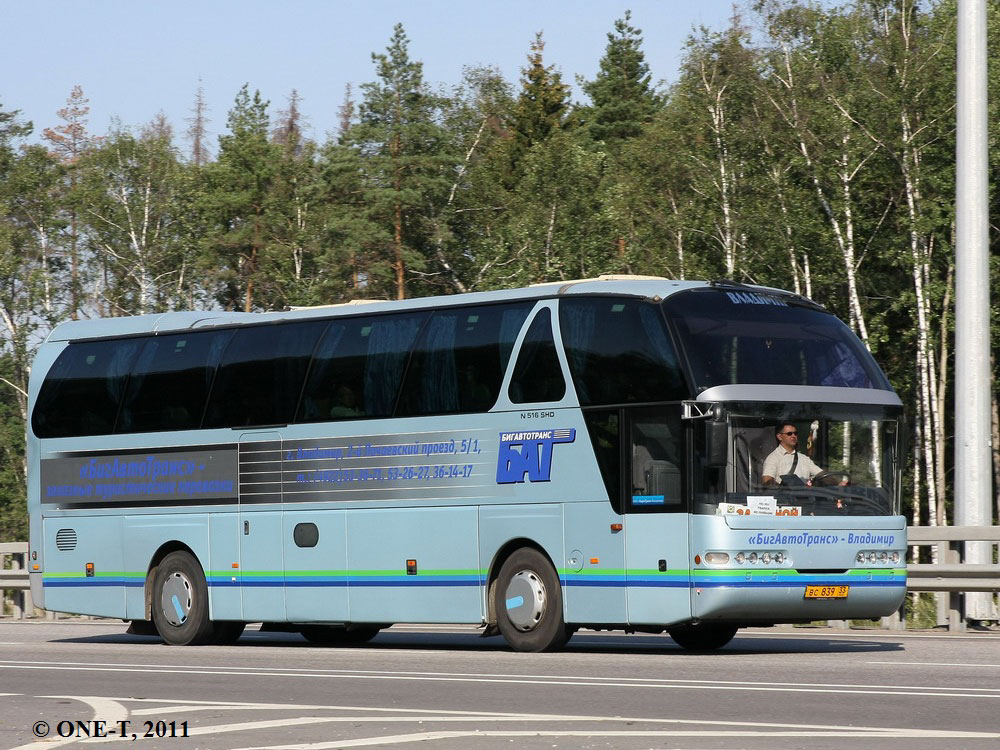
[45,576,905,590]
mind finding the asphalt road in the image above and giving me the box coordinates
[0,620,998,750]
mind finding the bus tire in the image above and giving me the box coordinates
[495,547,570,652]
[299,624,382,645]
[211,621,246,645]
[667,624,739,651]
[150,551,216,646]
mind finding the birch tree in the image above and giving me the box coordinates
[76,125,188,315]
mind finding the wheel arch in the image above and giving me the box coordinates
[143,541,203,621]
[485,537,560,625]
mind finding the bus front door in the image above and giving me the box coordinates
[625,408,692,627]
[238,432,285,622]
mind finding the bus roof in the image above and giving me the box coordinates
[42,277,802,342]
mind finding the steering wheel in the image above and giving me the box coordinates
[811,470,850,487]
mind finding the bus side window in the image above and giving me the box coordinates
[298,312,428,423]
[628,407,683,511]
[560,298,687,406]
[397,303,531,416]
[117,330,232,433]
[509,308,566,404]
[32,338,142,438]
[582,409,622,513]
[204,321,326,428]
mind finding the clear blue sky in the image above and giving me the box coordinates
[2,1,741,152]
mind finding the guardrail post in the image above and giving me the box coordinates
[10,553,22,619]
[947,541,966,632]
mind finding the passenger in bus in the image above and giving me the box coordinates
[761,422,825,486]
[328,385,363,418]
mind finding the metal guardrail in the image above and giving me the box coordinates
[3,530,999,625]
[1,542,31,618]
[906,525,1000,592]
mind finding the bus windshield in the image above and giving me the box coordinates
[662,288,890,392]
[694,405,901,517]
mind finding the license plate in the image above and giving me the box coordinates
[804,585,849,599]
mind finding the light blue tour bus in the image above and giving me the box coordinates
[26,276,907,650]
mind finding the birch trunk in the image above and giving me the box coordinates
[700,60,736,277]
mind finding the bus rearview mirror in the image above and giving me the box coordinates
[705,422,728,467]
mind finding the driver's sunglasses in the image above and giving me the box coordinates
[782,430,798,436]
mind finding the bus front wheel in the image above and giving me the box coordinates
[151,551,216,646]
[495,548,570,652]
[667,624,739,651]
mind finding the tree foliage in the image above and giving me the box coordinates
[1,5,999,539]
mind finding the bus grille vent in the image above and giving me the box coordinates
[55,528,77,551]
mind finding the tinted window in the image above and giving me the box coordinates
[560,298,687,406]
[32,338,142,438]
[298,312,428,422]
[397,303,531,416]
[662,289,891,391]
[583,409,621,513]
[509,308,565,403]
[205,321,326,428]
[117,330,232,433]
[629,406,684,512]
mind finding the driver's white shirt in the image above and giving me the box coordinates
[762,446,822,483]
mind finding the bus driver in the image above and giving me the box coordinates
[761,422,823,486]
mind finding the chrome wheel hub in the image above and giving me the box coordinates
[504,570,546,632]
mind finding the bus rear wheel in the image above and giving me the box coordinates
[299,624,382,645]
[495,548,570,652]
[667,624,739,651]
[151,551,216,646]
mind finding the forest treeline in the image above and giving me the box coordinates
[1,0,999,539]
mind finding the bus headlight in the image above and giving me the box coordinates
[856,550,902,566]
[704,552,730,565]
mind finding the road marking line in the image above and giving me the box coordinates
[868,660,1000,668]
[8,695,129,750]
[26,696,990,736]
[232,726,1000,750]
[3,659,998,698]
[3,663,999,700]
[152,713,1000,738]
[17,694,1000,745]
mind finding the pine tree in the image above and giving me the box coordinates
[582,11,660,145]
[351,23,452,299]
[186,81,211,166]
[42,85,97,319]
[272,89,307,150]
[510,33,570,161]
[337,83,355,144]
[203,85,280,311]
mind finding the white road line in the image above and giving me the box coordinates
[18,695,1000,747]
[2,659,998,697]
[8,695,129,750]
[233,726,1000,750]
[731,630,1000,641]
[867,660,1000,668]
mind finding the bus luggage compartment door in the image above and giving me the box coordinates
[238,432,285,622]
[625,514,691,626]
